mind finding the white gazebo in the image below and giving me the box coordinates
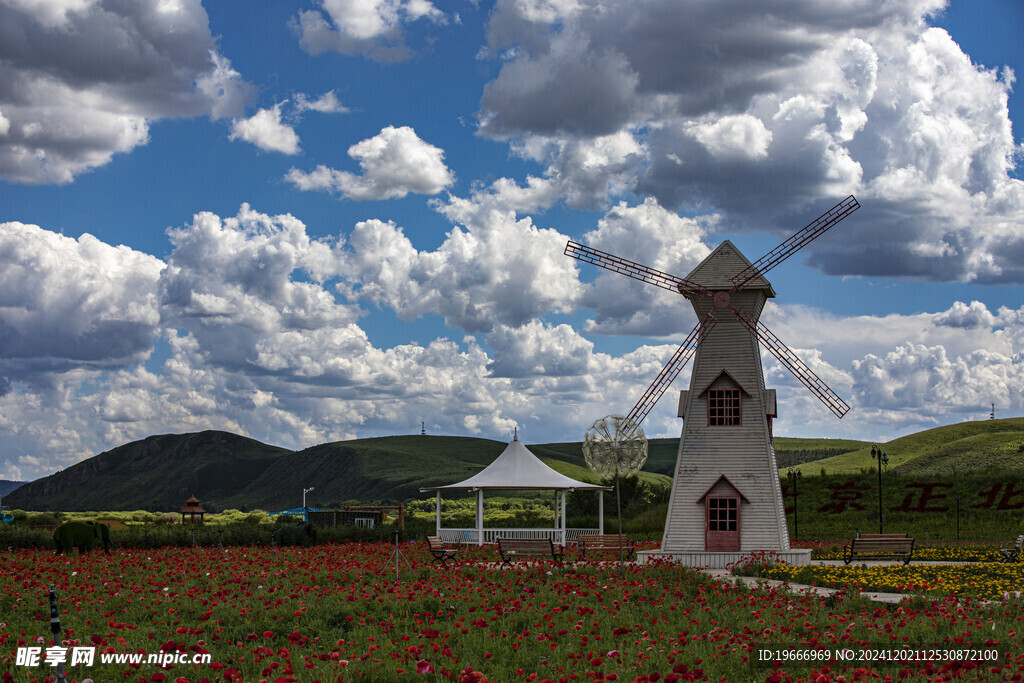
[420,432,611,545]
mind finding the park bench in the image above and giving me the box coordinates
[576,534,636,560]
[426,536,459,565]
[496,537,564,566]
[856,533,908,540]
[999,535,1024,563]
[842,535,915,566]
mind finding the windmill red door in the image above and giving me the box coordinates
[699,475,748,552]
[705,496,740,551]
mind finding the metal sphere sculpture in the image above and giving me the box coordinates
[583,415,648,568]
[583,415,648,478]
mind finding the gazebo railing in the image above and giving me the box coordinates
[438,528,600,545]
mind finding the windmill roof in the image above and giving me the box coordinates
[684,240,775,296]
[421,437,609,491]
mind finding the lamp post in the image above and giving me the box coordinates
[870,446,888,533]
[302,487,315,522]
[787,469,802,542]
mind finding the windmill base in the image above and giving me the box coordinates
[636,548,811,569]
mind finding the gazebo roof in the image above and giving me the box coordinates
[421,435,610,492]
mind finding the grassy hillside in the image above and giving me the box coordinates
[4,431,289,511]
[804,417,1024,476]
[223,435,672,511]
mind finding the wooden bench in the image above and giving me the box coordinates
[842,536,915,566]
[999,535,1024,563]
[427,536,459,565]
[857,533,908,540]
[576,534,636,560]
[496,538,564,566]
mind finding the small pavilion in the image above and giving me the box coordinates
[180,495,206,524]
[420,432,610,545]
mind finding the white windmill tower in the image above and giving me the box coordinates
[566,196,859,567]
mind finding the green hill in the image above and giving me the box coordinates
[805,417,1024,476]
[3,431,289,511]
[7,418,1023,513]
[223,435,672,511]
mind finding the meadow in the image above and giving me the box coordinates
[3,542,1024,682]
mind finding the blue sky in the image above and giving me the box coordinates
[0,0,1022,482]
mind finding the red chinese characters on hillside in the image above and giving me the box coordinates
[784,480,1024,514]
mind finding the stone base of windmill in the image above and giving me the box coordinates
[636,548,812,569]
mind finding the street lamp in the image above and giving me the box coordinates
[787,469,802,542]
[303,487,315,522]
[870,446,888,533]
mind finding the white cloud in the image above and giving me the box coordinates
[343,200,578,332]
[690,114,772,160]
[294,90,349,114]
[486,320,593,377]
[851,343,1024,418]
[476,0,1024,284]
[286,125,453,200]
[0,0,253,184]
[293,0,446,62]
[578,198,713,336]
[229,104,301,155]
[0,222,164,379]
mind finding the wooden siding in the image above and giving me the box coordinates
[660,241,790,553]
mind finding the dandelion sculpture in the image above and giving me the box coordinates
[583,415,648,568]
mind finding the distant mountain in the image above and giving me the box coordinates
[3,431,289,512]
[0,480,25,497]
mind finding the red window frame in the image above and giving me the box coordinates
[708,388,741,426]
[705,496,739,532]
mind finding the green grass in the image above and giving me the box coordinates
[806,417,1024,476]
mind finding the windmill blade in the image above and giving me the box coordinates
[565,240,711,298]
[730,306,850,419]
[730,195,860,293]
[625,314,718,426]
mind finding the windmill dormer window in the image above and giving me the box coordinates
[708,388,741,425]
[699,370,748,426]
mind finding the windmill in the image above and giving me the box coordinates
[566,196,859,565]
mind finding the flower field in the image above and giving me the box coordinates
[738,560,1024,602]
[3,544,1024,682]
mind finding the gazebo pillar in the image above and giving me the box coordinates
[435,491,441,536]
[553,491,558,539]
[598,491,604,534]
[561,490,567,546]
[475,488,484,546]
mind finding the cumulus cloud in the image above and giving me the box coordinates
[486,321,593,377]
[0,222,164,379]
[294,90,348,114]
[286,125,453,200]
[476,0,1024,284]
[0,0,253,184]
[342,197,579,332]
[576,198,713,336]
[229,104,301,154]
[851,343,1024,418]
[160,205,357,374]
[293,0,446,62]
